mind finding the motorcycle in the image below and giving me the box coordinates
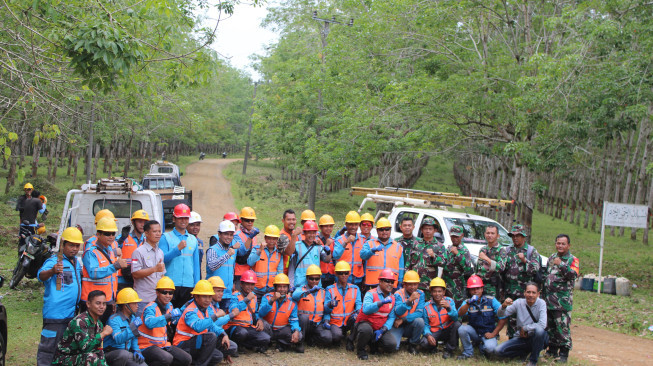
[199,152,206,160]
[9,230,55,289]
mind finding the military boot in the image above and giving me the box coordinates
[545,346,559,358]
[557,347,569,363]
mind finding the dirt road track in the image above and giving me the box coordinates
[180,158,653,365]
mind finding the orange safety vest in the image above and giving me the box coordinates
[81,245,118,302]
[138,302,171,349]
[225,291,257,329]
[336,236,365,279]
[119,234,141,278]
[327,284,359,327]
[83,236,119,254]
[364,239,402,286]
[234,231,254,276]
[395,288,420,319]
[262,295,296,330]
[253,247,282,289]
[356,289,394,331]
[425,300,454,332]
[317,235,335,275]
[297,286,325,323]
[173,301,208,345]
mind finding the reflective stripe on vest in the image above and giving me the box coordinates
[336,236,365,278]
[328,284,358,327]
[263,295,296,330]
[317,236,335,275]
[396,288,419,319]
[365,240,402,286]
[297,286,325,323]
[225,292,257,329]
[426,301,453,332]
[467,296,496,334]
[173,301,208,345]
[138,302,171,349]
[81,246,117,302]
[356,289,394,331]
[119,234,140,278]
[253,247,281,289]
[234,231,253,276]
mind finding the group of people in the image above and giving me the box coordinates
[36,203,579,366]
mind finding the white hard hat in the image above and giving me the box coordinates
[189,211,202,224]
[218,220,236,233]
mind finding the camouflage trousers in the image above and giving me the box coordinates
[547,310,572,349]
[53,351,106,366]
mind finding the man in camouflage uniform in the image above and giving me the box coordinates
[53,290,113,366]
[543,234,579,363]
[476,225,507,299]
[442,225,474,306]
[404,218,445,299]
[396,216,423,264]
[502,224,541,338]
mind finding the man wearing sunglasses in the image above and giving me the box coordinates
[333,211,366,289]
[292,265,331,351]
[259,273,303,353]
[324,261,362,349]
[352,268,399,360]
[82,217,128,324]
[360,217,405,293]
[390,270,426,355]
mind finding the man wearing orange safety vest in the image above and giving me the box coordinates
[115,209,149,291]
[292,265,331,348]
[360,217,405,292]
[287,220,331,288]
[277,209,302,275]
[352,268,399,360]
[232,207,260,292]
[333,211,366,288]
[82,217,128,324]
[137,276,191,366]
[316,215,336,288]
[83,209,121,256]
[225,270,271,353]
[206,276,239,362]
[421,277,461,358]
[389,270,425,355]
[258,273,303,353]
[247,225,283,304]
[173,280,227,366]
[323,261,362,349]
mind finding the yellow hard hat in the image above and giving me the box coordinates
[376,217,391,229]
[345,211,361,224]
[240,207,257,220]
[306,264,322,277]
[301,210,316,221]
[318,215,335,226]
[131,209,150,221]
[116,288,142,304]
[360,213,375,224]
[191,280,215,296]
[156,276,176,290]
[37,225,47,235]
[264,225,281,238]
[273,273,290,285]
[94,209,116,224]
[429,277,446,289]
[24,183,34,190]
[335,261,351,272]
[96,217,118,232]
[62,227,84,244]
[207,276,226,289]
[403,270,420,284]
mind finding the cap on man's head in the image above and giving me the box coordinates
[508,224,528,237]
[449,225,464,237]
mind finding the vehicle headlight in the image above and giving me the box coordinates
[27,242,38,255]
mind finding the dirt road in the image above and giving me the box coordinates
[180,158,653,365]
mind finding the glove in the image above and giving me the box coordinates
[380,296,393,305]
[323,246,331,255]
[322,322,331,330]
[131,317,143,327]
[211,312,219,321]
[133,350,144,363]
[351,312,358,322]
[372,245,384,252]
[309,285,320,294]
[170,308,182,318]
[247,228,260,239]
[374,327,387,341]
[469,295,479,305]
[238,301,248,311]
[329,298,339,308]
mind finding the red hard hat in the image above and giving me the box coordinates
[466,274,484,289]
[173,204,191,218]
[223,211,240,223]
[241,270,257,284]
[378,268,395,281]
[303,220,318,231]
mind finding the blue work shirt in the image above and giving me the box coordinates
[360,237,406,285]
[159,228,200,288]
[104,312,140,351]
[206,238,238,299]
[248,245,283,294]
[82,243,119,281]
[333,233,365,285]
[38,255,82,320]
[362,287,396,330]
[258,294,301,332]
[323,283,362,325]
[207,304,230,335]
[394,289,425,323]
[142,301,174,330]
[423,297,458,336]
[288,240,329,288]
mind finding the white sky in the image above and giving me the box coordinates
[203,2,279,81]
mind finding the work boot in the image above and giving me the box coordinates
[557,347,569,363]
[346,338,355,351]
[276,343,286,352]
[456,354,471,360]
[408,344,419,355]
[442,350,452,359]
[295,342,305,353]
[545,346,559,358]
[357,350,369,360]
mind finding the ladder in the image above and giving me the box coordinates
[350,186,513,210]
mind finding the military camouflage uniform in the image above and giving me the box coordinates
[396,235,423,265]
[476,244,507,299]
[404,238,445,299]
[442,244,474,306]
[544,252,579,352]
[52,311,107,366]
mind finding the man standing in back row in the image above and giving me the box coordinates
[476,225,507,299]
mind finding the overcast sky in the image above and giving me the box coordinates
[202,2,279,80]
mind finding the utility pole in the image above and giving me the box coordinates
[308,11,353,210]
[242,81,258,175]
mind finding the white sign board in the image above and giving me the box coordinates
[603,202,649,228]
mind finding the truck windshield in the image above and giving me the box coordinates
[443,218,511,246]
[93,200,143,218]
[157,167,173,174]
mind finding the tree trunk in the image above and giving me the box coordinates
[52,137,62,183]
[631,119,651,240]
[72,152,79,186]
[4,149,17,194]
[31,135,41,178]
[92,143,101,181]
[377,153,430,213]
[123,134,134,177]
